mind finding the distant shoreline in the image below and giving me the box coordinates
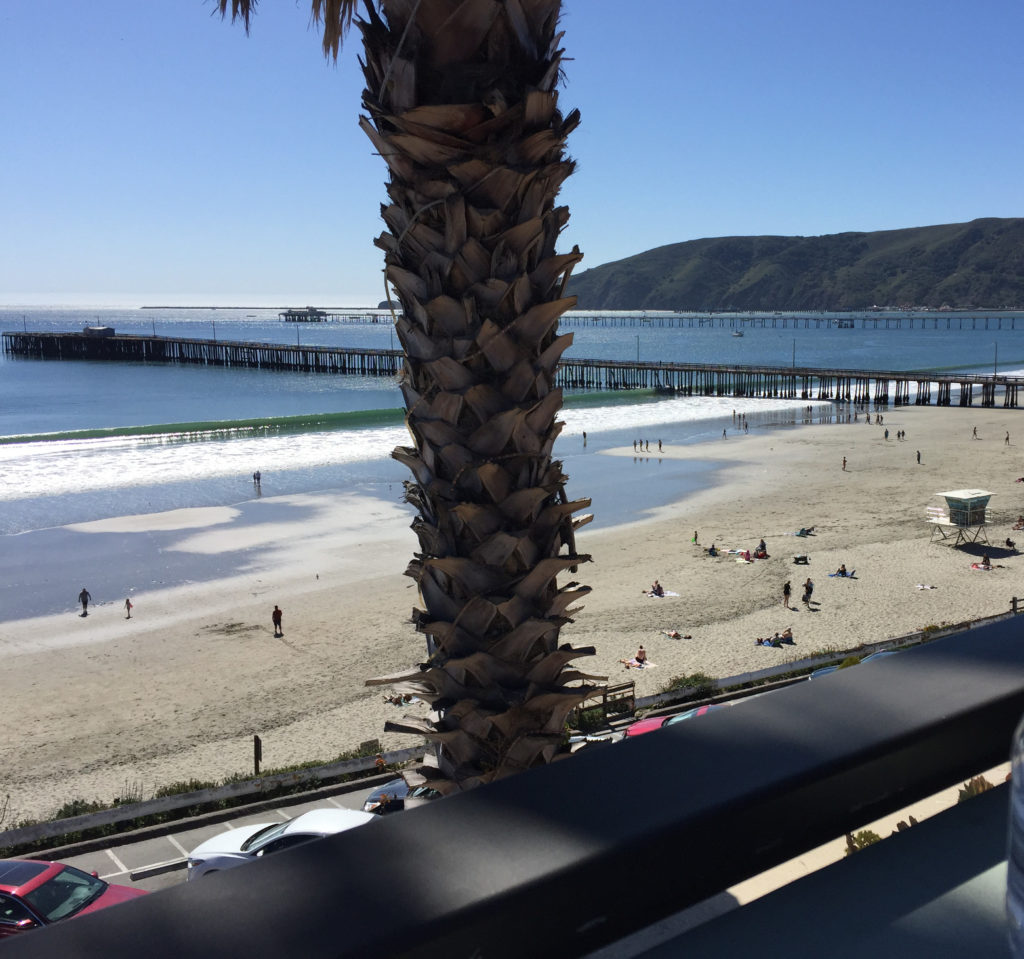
[139,305,384,311]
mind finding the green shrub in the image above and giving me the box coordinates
[845,829,882,855]
[958,775,994,802]
[574,706,608,733]
[53,798,106,820]
[153,779,218,798]
[662,672,716,699]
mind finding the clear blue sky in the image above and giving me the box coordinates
[2,0,1021,307]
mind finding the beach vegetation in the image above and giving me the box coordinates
[112,780,144,806]
[218,0,598,794]
[958,775,995,802]
[662,672,717,699]
[572,705,611,734]
[844,829,883,855]
[0,742,398,858]
[52,798,107,821]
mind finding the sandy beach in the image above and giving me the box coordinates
[3,404,1023,825]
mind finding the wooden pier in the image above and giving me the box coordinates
[1,331,402,377]
[557,357,1023,407]
[4,331,1024,407]
[558,311,1023,331]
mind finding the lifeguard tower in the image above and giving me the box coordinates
[927,489,993,546]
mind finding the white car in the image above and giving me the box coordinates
[186,807,376,881]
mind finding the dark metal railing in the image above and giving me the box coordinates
[10,616,1024,958]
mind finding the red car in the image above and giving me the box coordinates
[0,859,146,939]
[624,703,732,737]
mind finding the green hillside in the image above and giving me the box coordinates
[565,218,1024,311]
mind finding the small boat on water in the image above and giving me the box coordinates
[732,330,744,337]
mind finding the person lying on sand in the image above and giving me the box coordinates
[620,658,648,669]
[662,629,693,639]
[384,693,418,706]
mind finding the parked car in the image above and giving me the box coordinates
[624,702,732,738]
[186,807,376,881]
[810,649,899,679]
[860,649,899,665]
[0,859,146,939]
[362,778,440,815]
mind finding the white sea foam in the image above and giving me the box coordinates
[0,394,810,506]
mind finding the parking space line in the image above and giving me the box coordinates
[167,835,189,857]
[105,848,128,874]
[324,797,344,808]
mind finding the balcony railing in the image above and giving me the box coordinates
[8,616,1024,958]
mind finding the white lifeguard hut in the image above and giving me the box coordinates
[928,489,993,546]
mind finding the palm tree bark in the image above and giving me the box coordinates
[220,0,601,792]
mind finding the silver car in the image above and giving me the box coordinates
[186,807,376,880]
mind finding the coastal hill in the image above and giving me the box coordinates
[565,217,1024,311]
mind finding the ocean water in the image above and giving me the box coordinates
[2,305,1024,611]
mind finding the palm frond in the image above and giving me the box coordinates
[215,0,362,59]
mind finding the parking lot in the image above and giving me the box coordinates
[44,782,380,894]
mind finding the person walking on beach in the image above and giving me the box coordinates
[782,581,792,609]
[973,426,978,439]
[692,530,698,545]
[802,577,814,608]
[916,450,921,464]
[272,605,283,637]
[842,456,847,471]
[124,597,133,619]
[1007,432,1011,446]
[78,587,92,616]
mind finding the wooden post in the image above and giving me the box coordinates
[253,734,262,776]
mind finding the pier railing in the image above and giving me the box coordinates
[1,330,402,377]
[5,330,1024,406]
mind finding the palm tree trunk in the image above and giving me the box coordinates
[217,0,602,791]
[358,0,601,792]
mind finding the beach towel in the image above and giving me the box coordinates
[828,570,856,578]
[620,658,657,669]
[735,557,753,564]
[644,590,680,598]
[915,584,938,589]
